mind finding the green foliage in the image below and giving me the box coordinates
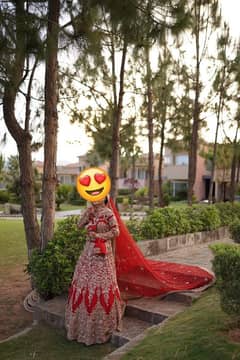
[5,155,21,203]
[56,184,72,210]
[0,189,9,203]
[122,197,129,206]
[68,186,86,206]
[126,217,144,241]
[118,188,132,196]
[185,205,221,232]
[130,204,221,241]
[27,216,86,299]
[140,207,190,239]
[134,187,148,198]
[211,243,240,317]
[215,202,240,226]
[229,219,240,243]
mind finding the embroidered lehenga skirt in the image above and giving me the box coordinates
[65,237,123,345]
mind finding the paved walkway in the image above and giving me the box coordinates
[149,237,234,271]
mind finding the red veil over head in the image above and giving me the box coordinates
[109,199,215,298]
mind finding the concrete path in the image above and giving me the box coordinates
[149,237,233,271]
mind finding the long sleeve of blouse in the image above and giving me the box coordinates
[96,210,119,240]
[77,207,91,229]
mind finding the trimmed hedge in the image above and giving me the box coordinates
[210,243,240,317]
[229,219,240,243]
[127,204,222,240]
[214,202,240,226]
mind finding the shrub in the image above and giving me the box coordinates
[131,204,221,241]
[214,202,239,226]
[56,184,72,210]
[140,207,190,239]
[215,202,236,226]
[126,217,144,241]
[116,196,124,204]
[0,190,9,203]
[27,216,86,299]
[140,209,165,239]
[135,187,148,198]
[160,207,190,237]
[118,188,131,196]
[68,186,86,206]
[210,243,240,317]
[229,219,240,243]
[185,205,221,232]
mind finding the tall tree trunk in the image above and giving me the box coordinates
[208,88,224,203]
[130,155,136,209]
[146,46,154,209]
[110,39,127,202]
[229,123,239,203]
[236,158,240,183]
[209,54,227,203]
[208,120,220,203]
[158,120,166,207]
[2,0,40,256]
[188,1,201,205]
[41,0,60,251]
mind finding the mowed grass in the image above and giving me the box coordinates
[122,288,240,360]
[0,323,115,360]
[56,203,81,211]
[0,220,27,268]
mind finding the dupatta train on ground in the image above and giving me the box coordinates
[109,199,215,298]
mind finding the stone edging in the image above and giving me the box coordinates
[138,226,230,257]
[0,321,38,344]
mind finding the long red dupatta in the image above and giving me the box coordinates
[109,199,215,297]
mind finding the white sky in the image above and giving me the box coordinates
[1,0,240,165]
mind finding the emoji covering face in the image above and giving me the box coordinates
[76,167,111,202]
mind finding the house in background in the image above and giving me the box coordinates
[120,146,211,201]
[161,147,210,201]
[118,154,149,190]
[57,163,79,185]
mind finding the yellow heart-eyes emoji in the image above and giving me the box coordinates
[76,167,111,202]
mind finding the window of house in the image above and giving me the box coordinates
[175,154,189,165]
[172,181,188,198]
[164,155,172,165]
[137,168,146,179]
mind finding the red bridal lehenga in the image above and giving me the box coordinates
[65,199,215,345]
[65,204,123,345]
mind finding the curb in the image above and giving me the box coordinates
[0,321,38,345]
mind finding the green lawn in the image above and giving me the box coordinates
[0,323,114,360]
[122,288,240,360]
[0,219,27,268]
[56,203,82,212]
